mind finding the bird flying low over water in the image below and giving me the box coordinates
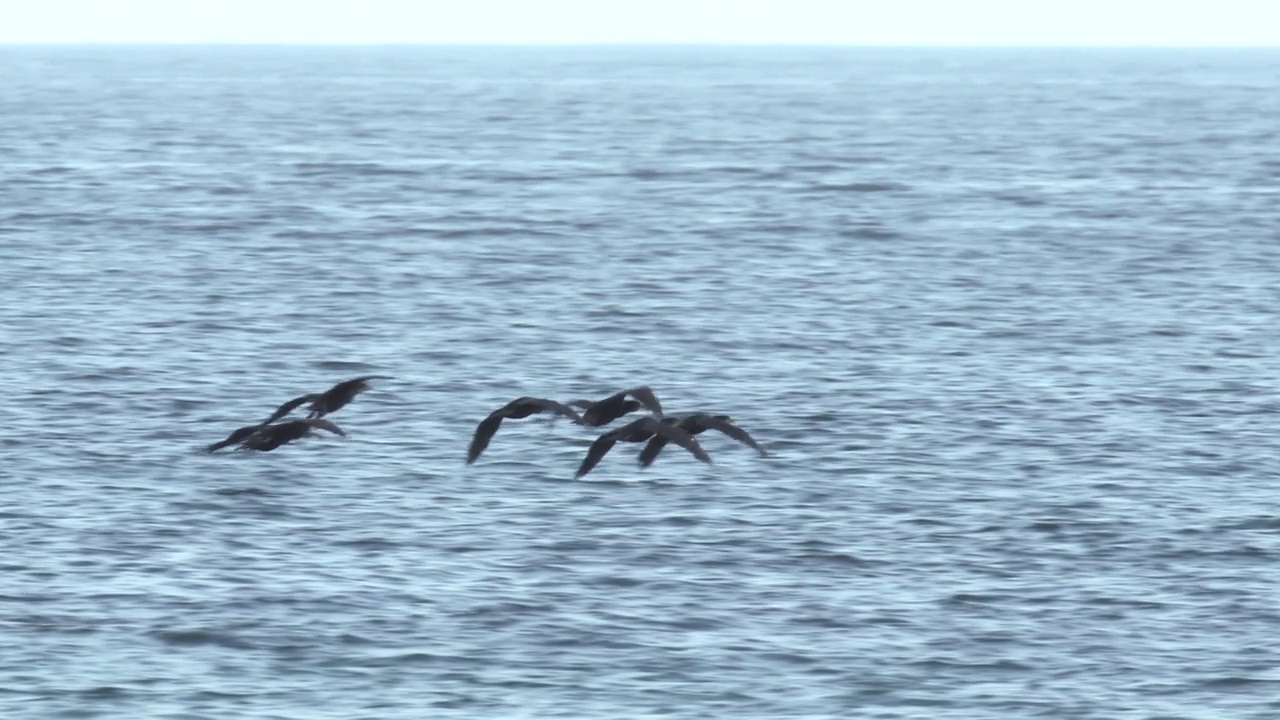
[576,415,710,478]
[265,392,321,424]
[638,413,767,467]
[205,375,391,453]
[567,386,663,427]
[206,417,345,453]
[205,393,320,453]
[239,418,346,452]
[306,376,395,418]
[206,424,267,453]
[467,397,585,464]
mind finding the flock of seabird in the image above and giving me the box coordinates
[207,378,767,476]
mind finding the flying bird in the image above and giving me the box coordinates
[205,392,321,453]
[638,413,767,467]
[239,418,346,452]
[206,424,266,453]
[575,415,710,478]
[567,386,663,426]
[306,375,395,418]
[264,392,321,424]
[467,396,585,464]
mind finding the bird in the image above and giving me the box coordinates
[239,418,346,452]
[264,392,321,424]
[206,424,266,453]
[205,392,321,453]
[576,415,710,478]
[467,397,586,464]
[306,375,395,418]
[567,386,663,426]
[638,413,767,467]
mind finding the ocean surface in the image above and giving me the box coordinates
[3,45,1280,719]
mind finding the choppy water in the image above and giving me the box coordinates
[3,46,1280,719]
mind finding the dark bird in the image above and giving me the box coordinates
[306,376,395,418]
[638,413,767,467]
[206,424,265,453]
[576,415,710,478]
[567,386,663,426]
[239,418,346,452]
[205,393,321,453]
[467,397,585,464]
[264,393,321,424]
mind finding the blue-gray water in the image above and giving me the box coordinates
[3,46,1280,719]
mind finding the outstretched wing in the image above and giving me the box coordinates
[637,434,672,467]
[238,425,278,451]
[467,412,505,464]
[622,386,663,415]
[206,424,261,453]
[263,393,319,425]
[329,375,395,394]
[702,417,767,456]
[310,376,397,416]
[575,432,620,478]
[307,418,346,436]
[648,419,711,465]
[345,374,396,384]
[519,397,585,424]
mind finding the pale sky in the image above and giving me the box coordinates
[1,0,1277,46]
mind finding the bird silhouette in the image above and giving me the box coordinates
[239,418,346,452]
[576,415,709,478]
[567,386,663,426]
[638,413,766,467]
[467,396,585,464]
[306,375,395,418]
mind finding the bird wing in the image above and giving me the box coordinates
[575,432,620,478]
[467,413,506,464]
[206,424,261,453]
[311,375,396,415]
[238,425,277,451]
[520,397,585,424]
[702,417,768,456]
[307,418,346,436]
[637,434,672,467]
[623,386,663,415]
[647,419,711,464]
[340,375,396,387]
[263,393,319,424]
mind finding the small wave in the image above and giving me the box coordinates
[794,550,867,567]
[78,686,129,700]
[627,167,678,180]
[944,592,1009,606]
[908,658,1033,672]
[790,614,857,629]
[213,487,270,497]
[805,180,909,193]
[1198,676,1276,689]
[150,628,254,649]
[1223,516,1280,531]
[434,226,564,239]
[837,224,900,240]
[334,537,401,550]
[291,161,425,178]
[340,651,454,668]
